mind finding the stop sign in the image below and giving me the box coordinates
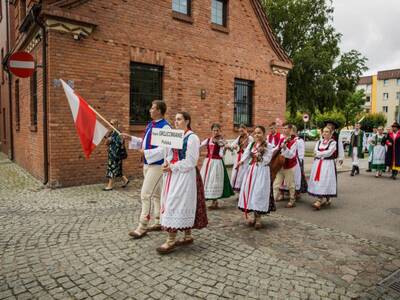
[8,52,35,78]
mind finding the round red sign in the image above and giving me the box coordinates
[8,52,35,78]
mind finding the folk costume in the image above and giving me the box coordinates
[369,133,386,176]
[280,137,308,195]
[348,129,367,176]
[383,122,400,179]
[200,137,234,202]
[273,136,298,207]
[229,134,254,192]
[238,141,274,228]
[159,131,208,245]
[308,139,338,208]
[267,132,285,149]
[323,120,345,161]
[128,118,171,237]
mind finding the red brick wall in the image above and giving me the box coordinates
[13,0,289,186]
[0,1,15,157]
[11,41,45,180]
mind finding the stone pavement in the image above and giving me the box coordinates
[0,153,399,300]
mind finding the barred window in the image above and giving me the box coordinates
[130,62,163,125]
[30,69,38,126]
[15,79,20,131]
[234,79,253,127]
[173,0,191,15]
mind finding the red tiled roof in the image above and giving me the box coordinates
[377,69,400,80]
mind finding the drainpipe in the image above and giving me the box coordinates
[33,5,49,185]
[5,0,14,161]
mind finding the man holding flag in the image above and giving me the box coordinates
[124,100,171,239]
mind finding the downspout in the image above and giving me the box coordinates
[6,0,14,161]
[34,5,49,185]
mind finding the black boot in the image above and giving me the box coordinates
[355,166,360,175]
[392,171,398,180]
[366,162,372,172]
[351,166,356,176]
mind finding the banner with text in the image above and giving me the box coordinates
[151,128,184,149]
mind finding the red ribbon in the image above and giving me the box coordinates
[161,150,179,214]
[314,159,323,182]
[232,150,243,188]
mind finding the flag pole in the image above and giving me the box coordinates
[88,104,121,135]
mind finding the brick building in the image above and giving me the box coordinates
[0,0,292,187]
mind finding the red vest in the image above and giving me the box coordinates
[207,138,222,159]
[283,138,298,169]
[268,133,284,147]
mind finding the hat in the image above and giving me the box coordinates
[323,120,339,129]
[391,121,400,128]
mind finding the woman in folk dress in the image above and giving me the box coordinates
[227,124,254,192]
[308,127,338,210]
[237,126,274,229]
[200,123,234,209]
[370,126,387,177]
[157,112,208,254]
[280,127,308,198]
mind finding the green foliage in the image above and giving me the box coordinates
[285,111,305,130]
[340,90,366,126]
[360,113,387,132]
[314,110,346,129]
[261,0,367,115]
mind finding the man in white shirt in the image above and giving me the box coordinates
[123,100,171,239]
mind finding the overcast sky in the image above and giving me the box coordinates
[333,0,400,76]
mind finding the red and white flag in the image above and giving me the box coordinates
[61,79,108,159]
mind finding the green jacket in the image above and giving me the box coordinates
[348,130,365,159]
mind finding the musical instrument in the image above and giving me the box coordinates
[212,135,227,147]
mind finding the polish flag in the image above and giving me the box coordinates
[61,79,108,159]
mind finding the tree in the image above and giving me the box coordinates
[314,110,346,129]
[335,50,368,109]
[360,113,387,132]
[262,0,367,115]
[340,90,366,127]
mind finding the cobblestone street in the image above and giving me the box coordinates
[0,153,399,300]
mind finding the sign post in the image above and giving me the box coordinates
[302,113,309,140]
[8,52,35,78]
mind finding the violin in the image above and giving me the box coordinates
[212,135,227,147]
[250,141,267,163]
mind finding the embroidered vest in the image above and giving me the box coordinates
[316,140,336,160]
[206,138,222,159]
[283,138,297,169]
[172,133,193,162]
[143,119,170,165]
[268,133,283,147]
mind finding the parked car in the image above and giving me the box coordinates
[299,128,320,141]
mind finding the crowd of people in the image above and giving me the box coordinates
[102,100,400,254]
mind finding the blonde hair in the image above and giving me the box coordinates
[323,126,332,135]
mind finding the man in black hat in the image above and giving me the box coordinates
[348,122,367,176]
[323,120,344,165]
[383,121,400,179]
